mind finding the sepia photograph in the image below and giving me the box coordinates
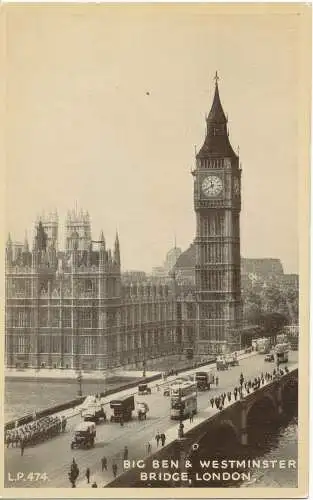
[2,3,310,498]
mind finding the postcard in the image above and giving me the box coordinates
[1,3,310,498]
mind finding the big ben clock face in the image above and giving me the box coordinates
[201,175,223,197]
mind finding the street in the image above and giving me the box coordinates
[4,351,298,488]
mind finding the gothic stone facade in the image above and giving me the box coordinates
[5,79,243,368]
[5,212,179,370]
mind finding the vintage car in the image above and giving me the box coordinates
[138,383,151,395]
[216,360,228,371]
[264,353,275,362]
[137,401,149,420]
[70,422,96,449]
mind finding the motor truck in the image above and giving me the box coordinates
[81,402,106,424]
[226,354,239,366]
[195,371,212,391]
[110,394,135,422]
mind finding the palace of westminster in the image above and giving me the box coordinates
[5,78,243,371]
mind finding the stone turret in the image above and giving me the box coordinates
[5,233,13,267]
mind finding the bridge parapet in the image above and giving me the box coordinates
[105,368,298,488]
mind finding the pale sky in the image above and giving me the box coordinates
[4,4,310,273]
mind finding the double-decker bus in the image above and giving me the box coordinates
[170,381,197,420]
[256,337,271,354]
[276,333,288,344]
[274,343,289,364]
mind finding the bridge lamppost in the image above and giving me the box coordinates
[177,380,185,439]
[178,417,184,439]
[77,370,83,397]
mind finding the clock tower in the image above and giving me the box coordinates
[193,74,242,355]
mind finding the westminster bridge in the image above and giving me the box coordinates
[106,367,298,488]
[4,352,297,489]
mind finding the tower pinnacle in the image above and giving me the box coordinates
[114,231,120,267]
[197,74,237,159]
[23,231,29,252]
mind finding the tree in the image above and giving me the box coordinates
[243,281,298,326]
[258,312,289,336]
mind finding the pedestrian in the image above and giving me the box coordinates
[85,467,90,484]
[161,433,166,446]
[147,442,152,454]
[227,392,231,402]
[101,456,107,471]
[123,446,129,460]
[155,432,160,447]
[239,373,244,387]
[210,398,214,408]
[68,472,76,488]
[112,463,118,478]
[91,482,98,488]
[189,413,193,423]
[71,459,79,480]
[120,416,124,427]
[20,439,24,456]
[215,376,219,387]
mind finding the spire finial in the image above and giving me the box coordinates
[214,71,219,86]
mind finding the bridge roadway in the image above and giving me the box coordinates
[4,351,297,489]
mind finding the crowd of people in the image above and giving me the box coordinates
[209,365,290,411]
[5,415,67,451]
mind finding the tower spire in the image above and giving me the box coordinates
[6,233,13,265]
[114,231,120,267]
[23,231,29,252]
[196,73,237,159]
